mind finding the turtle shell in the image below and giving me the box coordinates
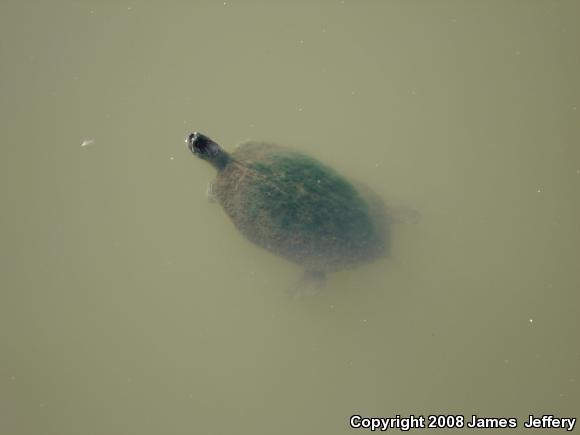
[210,141,388,272]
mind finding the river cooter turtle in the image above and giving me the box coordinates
[186,132,415,295]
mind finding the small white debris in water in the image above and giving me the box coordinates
[298,107,303,112]
[223,1,227,5]
[80,138,95,147]
[317,179,321,184]
[299,39,304,44]
[169,156,175,161]
[362,319,367,323]
[537,188,542,193]
[529,318,534,324]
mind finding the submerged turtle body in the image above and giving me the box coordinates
[187,132,391,282]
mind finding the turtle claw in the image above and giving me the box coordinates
[286,271,326,299]
[206,182,217,203]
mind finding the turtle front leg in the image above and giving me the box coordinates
[286,270,326,299]
[206,181,217,203]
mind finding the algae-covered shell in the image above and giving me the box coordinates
[187,132,389,275]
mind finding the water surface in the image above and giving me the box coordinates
[1,2,579,434]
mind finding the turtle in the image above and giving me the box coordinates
[186,132,416,295]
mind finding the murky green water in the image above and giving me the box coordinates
[1,2,579,434]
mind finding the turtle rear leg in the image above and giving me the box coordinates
[388,205,421,224]
[286,270,326,299]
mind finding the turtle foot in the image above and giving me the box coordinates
[388,206,421,224]
[206,182,217,203]
[286,270,326,299]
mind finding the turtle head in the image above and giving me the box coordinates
[186,132,229,170]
